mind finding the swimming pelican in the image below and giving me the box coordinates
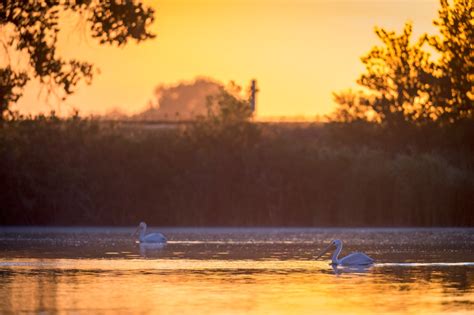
[315,239,374,266]
[132,222,167,244]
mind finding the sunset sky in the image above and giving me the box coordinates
[15,0,439,119]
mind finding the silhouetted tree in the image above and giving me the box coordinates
[360,23,436,124]
[331,0,472,125]
[332,23,435,125]
[0,67,28,119]
[0,1,156,120]
[427,0,473,121]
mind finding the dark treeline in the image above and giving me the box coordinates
[1,113,473,227]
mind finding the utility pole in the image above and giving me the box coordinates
[249,79,257,113]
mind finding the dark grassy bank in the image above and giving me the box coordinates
[1,115,473,226]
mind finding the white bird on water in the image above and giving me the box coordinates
[315,239,374,266]
[132,222,167,244]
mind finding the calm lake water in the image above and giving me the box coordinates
[0,227,473,314]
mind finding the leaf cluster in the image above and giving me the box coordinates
[0,1,155,119]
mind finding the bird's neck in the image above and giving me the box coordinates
[139,229,146,241]
[332,243,342,264]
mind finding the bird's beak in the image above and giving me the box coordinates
[131,226,139,237]
[315,243,333,260]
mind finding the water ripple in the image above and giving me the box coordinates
[376,262,474,267]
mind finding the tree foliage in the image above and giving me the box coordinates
[428,0,473,121]
[0,1,156,119]
[331,89,375,123]
[0,67,28,119]
[359,23,436,124]
[331,0,473,125]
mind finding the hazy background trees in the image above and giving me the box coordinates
[134,78,224,121]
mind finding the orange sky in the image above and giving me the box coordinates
[15,0,439,119]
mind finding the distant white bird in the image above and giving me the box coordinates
[132,222,167,244]
[315,239,374,266]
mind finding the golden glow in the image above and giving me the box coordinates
[2,258,473,314]
[15,0,439,118]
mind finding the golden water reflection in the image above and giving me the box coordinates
[1,258,473,314]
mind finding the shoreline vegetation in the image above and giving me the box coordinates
[1,114,473,227]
